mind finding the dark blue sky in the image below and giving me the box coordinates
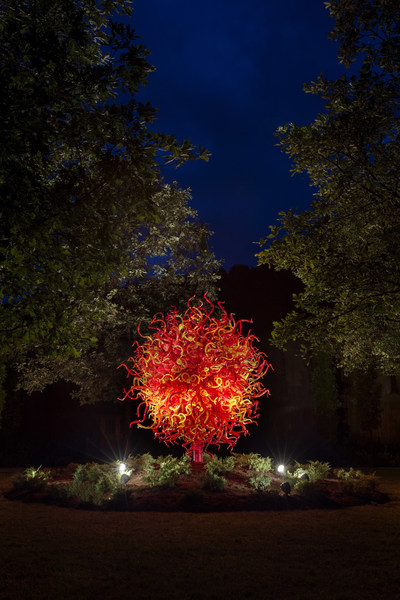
[132,1,345,269]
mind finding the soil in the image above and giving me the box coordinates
[5,464,390,512]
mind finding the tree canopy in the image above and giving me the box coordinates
[258,0,400,374]
[0,0,210,359]
[16,184,221,404]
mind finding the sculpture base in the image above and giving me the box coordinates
[192,441,203,464]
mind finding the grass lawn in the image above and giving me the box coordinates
[1,468,399,600]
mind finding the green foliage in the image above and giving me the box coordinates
[246,454,273,492]
[126,453,155,473]
[12,465,51,491]
[248,455,273,473]
[0,0,213,362]
[286,460,331,487]
[304,460,331,482]
[201,471,227,492]
[257,0,400,374]
[335,467,379,501]
[200,455,235,491]
[205,455,235,475]
[143,455,190,488]
[15,184,221,403]
[66,463,120,506]
[24,465,51,481]
[249,473,272,492]
[232,452,263,469]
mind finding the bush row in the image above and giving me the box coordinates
[11,453,381,506]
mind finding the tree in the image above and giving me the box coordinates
[15,184,221,404]
[119,295,272,462]
[257,0,400,374]
[0,0,209,359]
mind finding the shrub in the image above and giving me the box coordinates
[200,455,235,492]
[306,460,331,482]
[202,471,226,492]
[206,455,235,475]
[143,455,190,488]
[249,472,272,492]
[247,454,273,492]
[232,452,260,469]
[248,455,273,473]
[73,463,106,483]
[12,466,51,491]
[286,460,331,486]
[127,453,155,472]
[66,463,120,506]
[335,468,379,501]
[24,465,51,482]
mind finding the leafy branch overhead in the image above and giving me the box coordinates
[258,0,400,374]
[0,0,211,358]
[16,185,221,403]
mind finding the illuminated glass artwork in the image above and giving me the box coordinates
[120,295,272,462]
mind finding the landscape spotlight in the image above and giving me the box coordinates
[299,472,309,481]
[119,462,127,474]
[277,464,285,474]
[280,481,291,496]
[120,473,130,486]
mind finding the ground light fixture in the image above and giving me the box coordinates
[118,462,132,485]
[277,464,285,475]
[280,481,291,496]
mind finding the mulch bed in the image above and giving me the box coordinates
[4,464,390,512]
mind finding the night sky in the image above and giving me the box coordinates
[132,0,345,269]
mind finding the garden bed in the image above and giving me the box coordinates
[4,456,390,512]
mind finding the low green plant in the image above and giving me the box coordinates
[231,452,247,468]
[286,460,331,486]
[127,453,155,472]
[200,455,235,492]
[335,467,362,480]
[202,470,226,492]
[247,454,273,492]
[24,465,51,482]
[306,460,331,482]
[249,472,272,492]
[248,455,273,473]
[66,463,120,506]
[143,455,190,488]
[206,455,235,475]
[73,463,106,483]
[233,452,266,469]
[335,468,379,501]
[13,465,51,491]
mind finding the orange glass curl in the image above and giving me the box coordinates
[119,294,272,455]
